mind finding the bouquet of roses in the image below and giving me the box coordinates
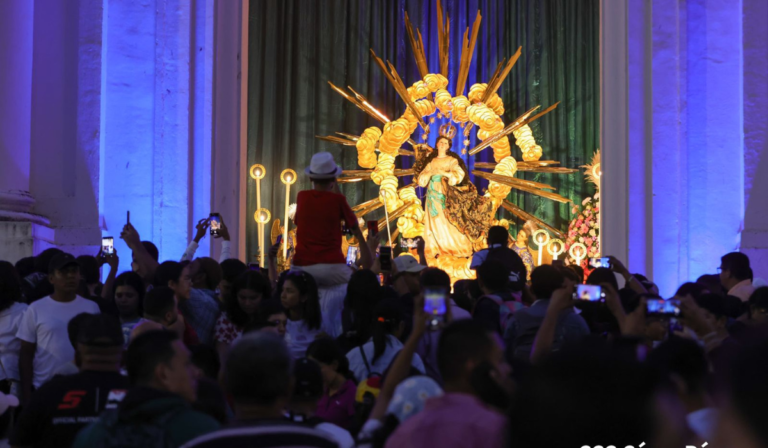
[564,192,600,270]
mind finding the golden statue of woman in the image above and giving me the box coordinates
[413,126,493,262]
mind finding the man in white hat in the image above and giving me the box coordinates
[291,152,373,336]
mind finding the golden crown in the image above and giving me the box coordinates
[439,123,457,139]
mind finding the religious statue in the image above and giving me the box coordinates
[314,0,577,281]
[413,124,492,261]
[511,221,536,278]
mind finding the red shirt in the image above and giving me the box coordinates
[293,190,358,266]
[315,379,357,430]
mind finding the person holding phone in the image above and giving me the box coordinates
[180,216,233,264]
[504,265,589,362]
[383,319,510,448]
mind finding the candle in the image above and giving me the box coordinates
[532,229,550,266]
[547,238,565,261]
[280,169,298,261]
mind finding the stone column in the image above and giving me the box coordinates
[0,0,52,262]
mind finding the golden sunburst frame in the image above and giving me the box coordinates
[316,0,578,281]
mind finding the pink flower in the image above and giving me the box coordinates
[580,225,589,234]
[585,237,593,246]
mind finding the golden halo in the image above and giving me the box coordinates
[569,242,587,261]
[254,208,271,224]
[546,238,565,257]
[249,164,266,180]
[532,229,550,247]
[280,169,298,185]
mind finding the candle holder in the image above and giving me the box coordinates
[254,208,271,267]
[532,229,550,266]
[569,242,587,267]
[280,169,297,260]
[249,164,266,180]
[547,238,565,261]
[250,164,267,266]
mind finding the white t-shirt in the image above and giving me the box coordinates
[16,296,100,387]
[285,319,324,359]
[0,302,28,381]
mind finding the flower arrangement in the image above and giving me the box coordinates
[564,151,601,269]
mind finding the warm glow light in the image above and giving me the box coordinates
[547,238,565,260]
[569,242,587,265]
[280,169,297,185]
[254,208,271,224]
[531,229,550,267]
[250,164,266,180]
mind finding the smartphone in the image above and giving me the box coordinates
[379,246,392,271]
[589,257,611,269]
[574,284,605,302]
[646,299,682,317]
[247,263,260,271]
[101,237,114,255]
[276,234,283,246]
[424,287,448,330]
[346,246,359,266]
[367,220,379,237]
[209,213,222,236]
[126,211,130,225]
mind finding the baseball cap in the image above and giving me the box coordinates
[48,252,80,274]
[394,254,427,274]
[293,358,323,400]
[77,314,124,347]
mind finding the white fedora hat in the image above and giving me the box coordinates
[305,152,343,180]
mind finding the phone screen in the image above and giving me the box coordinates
[589,257,611,269]
[646,299,682,317]
[247,263,260,271]
[101,237,114,255]
[574,284,604,301]
[379,246,392,271]
[346,246,359,266]
[209,213,221,236]
[424,288,447,330]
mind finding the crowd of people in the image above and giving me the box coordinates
[0,152,767,448]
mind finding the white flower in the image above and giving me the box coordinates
[582,197,592,205]
[579,237,584,242]
[589,229,596,237]
[594,192,600,199]
[288,203,297,221]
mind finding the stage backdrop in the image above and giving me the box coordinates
[246,0,598,263]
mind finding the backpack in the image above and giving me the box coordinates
[91,406,182,448]
[474,294,524,333]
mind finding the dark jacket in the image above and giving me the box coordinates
[73,387,220,448]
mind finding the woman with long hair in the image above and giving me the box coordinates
[113,271,145,348]
[345,301,425,383]
[339,270,382,351]
[215,271,271,360]
[281,270,324,358]
[414,134,492,261]
[307,338,357,430]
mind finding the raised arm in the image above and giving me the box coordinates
[120,223,159,279]
[369,294,428,421]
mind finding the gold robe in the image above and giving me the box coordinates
[417,156,474,260]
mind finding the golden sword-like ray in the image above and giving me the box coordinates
[501,200,566,239]
[455,10,482,96]
[370,50,429,130]
[468,102,560,156]
[473,171,571,203]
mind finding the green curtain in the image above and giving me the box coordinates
[246,0,599,262]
